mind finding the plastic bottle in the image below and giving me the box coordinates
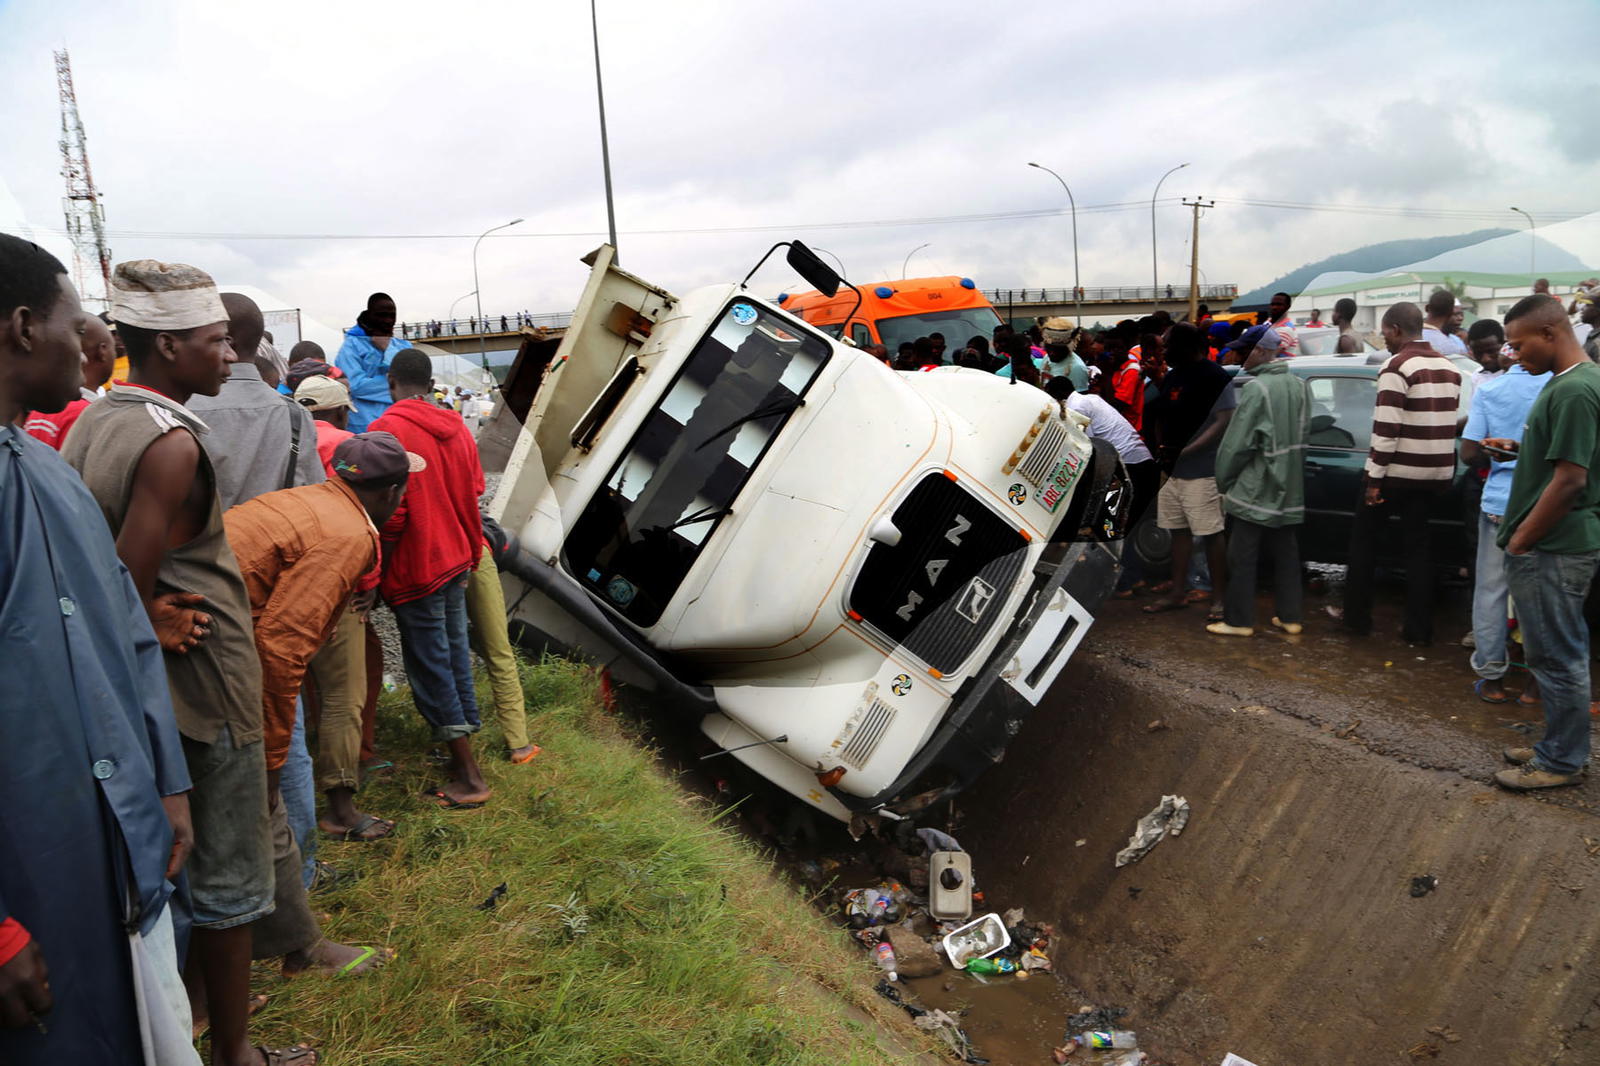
[873,941,898,981]
[964,956,1017,975]
[1069,1031,1137,1050]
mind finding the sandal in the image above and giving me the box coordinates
[255,1045,318,1065]
[335,944,397,977]
[1474,679,1511,705]
[1182,588,1211,605]
[1141,599,1189,614]
[423,787,487,811]
[322,814,396,842]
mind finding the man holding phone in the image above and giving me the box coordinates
[1461,340,1550,703]
[1487,295,1600,790]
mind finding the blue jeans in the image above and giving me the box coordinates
[1470,513,1511,681]
[1505,547,1600,775]
[392,575,482,741]
[280,697,318,890]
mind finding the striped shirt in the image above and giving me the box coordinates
[1363,342,1462,489]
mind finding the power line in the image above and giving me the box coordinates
[24,197,1592,245]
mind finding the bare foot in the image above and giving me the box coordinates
[282,938,394,978]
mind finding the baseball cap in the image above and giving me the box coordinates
[294,374,354,412]
[1224,323,1282,354]
[330,431,426,484]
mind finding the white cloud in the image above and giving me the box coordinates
[2,0,1595,325]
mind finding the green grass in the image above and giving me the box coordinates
[242,656,931,1065]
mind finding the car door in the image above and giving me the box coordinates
[1298,370,1376,565]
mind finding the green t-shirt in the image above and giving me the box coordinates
[1497,361,1600,553]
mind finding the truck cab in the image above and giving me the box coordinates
[491,244,1127,822]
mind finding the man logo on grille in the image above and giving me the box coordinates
[956,576,997,623]
[1007,483,1026,505]
[891,674,913,696]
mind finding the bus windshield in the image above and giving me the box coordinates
[564,299,831,626]
[874,307,1003,353]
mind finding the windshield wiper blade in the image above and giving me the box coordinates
[694,395,805,452]
[668,503,734,530]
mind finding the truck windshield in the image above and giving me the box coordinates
[565,299,831,626]
[874,307,1003,354]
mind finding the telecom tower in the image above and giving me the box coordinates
[54,49,112,309]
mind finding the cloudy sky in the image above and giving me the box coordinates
[2,0,1596,328]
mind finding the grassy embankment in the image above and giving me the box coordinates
[240,656,930,1065]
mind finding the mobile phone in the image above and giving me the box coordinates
[1482,443,1517,460]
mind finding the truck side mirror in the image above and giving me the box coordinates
[785,241,842,298]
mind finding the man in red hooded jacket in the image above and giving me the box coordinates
[369,350,490,808]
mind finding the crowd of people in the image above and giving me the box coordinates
[401,311,538,340]
[1,235,540,1066]
[916,282,1598,800]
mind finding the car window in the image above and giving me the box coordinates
[1305,375,1375,451]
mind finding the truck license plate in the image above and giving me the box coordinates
[1037,450,1085,513]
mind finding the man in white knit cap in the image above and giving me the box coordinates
[64,259,322,1066]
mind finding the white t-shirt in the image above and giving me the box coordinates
[1065,392,1153,464]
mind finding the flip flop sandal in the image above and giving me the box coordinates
[423,787,486,811]
[255,1045,319,1065]
[509,745,542,765]
[1141,599,1189,614]
[360,759,395,776]
[1474,679,1512,705]
[1182,588,1211,605]
[323,814,396,842]
[1517,692,1541,707]
[336,945,396,977]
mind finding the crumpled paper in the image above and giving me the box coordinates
[1114,794,1191,867]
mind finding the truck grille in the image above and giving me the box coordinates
[849,474,1031,673]
[1018,420,1068,487]
[840,698,897,770]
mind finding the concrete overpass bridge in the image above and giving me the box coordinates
[400,281,1240,351]
[983,283,1239,325]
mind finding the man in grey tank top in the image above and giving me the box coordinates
[64,260,339,1066]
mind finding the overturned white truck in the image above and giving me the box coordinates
[490,242,1128,822]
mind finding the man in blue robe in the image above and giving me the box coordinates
[0,233,199,1063]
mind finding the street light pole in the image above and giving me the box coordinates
[1151,163,1189,309]
[811,246,847,276]
[902,242,930,279]
[448,290,477,323]
[1028,162,1080,324]
[473,218,524,374]
[591,0,619,258]
[1510,207,1536,287]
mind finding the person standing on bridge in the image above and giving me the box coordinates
[335,293,413,433]
[1490,296,1600,791]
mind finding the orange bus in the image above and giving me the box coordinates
[777,275,1003,353]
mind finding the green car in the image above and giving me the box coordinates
[1130,352,1481,572]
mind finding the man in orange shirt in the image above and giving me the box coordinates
[226,434,414,849]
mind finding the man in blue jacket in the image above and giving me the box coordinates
[0,233,201,1063]
[335,292,412,432]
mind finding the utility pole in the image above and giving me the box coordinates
[590,0,619,260]
[54,50,112,309]
[1183,197,1214,322]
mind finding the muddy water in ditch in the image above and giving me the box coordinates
[951,593,1600,1066]
[625,583,1600,1065]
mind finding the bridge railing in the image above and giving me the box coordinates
[399,310,573,340]
[398,283,1241,339]
[983,284,1238,304]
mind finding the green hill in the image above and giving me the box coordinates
[1235,228,1515,306]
